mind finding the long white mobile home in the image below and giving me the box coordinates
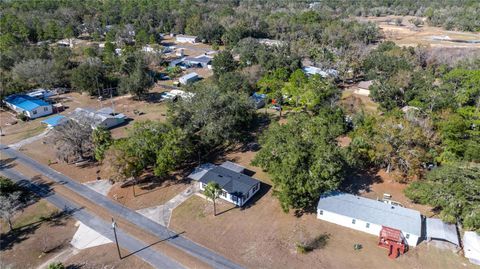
[317,191,422,247]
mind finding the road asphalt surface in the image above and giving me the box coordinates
[1,167,184,269]
[0,145,244,269]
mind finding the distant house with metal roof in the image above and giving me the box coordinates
[169,57,185,67]
[176,34,198,44]
[3,94,53,119]
[183,55,212,68]
[179,72,199,85]
[188,162,261,207]
[41,115,68,128]
[302,66,339,78]
[26,89,55,99]
[317,191,422,246]
[69,107,126,129]
[256,38,286,47]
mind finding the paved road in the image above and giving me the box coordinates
[0,168,184,269]
[0,145,244,269]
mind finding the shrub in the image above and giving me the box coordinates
[48,262,65,269]
[17,113,27,121]
[296,233,330,254]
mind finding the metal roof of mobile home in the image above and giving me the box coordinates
[426,218,460,246]
[317,191,422,236]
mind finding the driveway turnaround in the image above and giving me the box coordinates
[0,168,184,269]
[0,145,244,269]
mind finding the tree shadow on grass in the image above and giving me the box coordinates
[0,206,82,251]
[340,167,383,195]
[0,157,17,170]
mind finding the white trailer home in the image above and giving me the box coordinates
[176,34,198,43]
[179,72,199,85]
[69,107,126,129]
[188,162,261,207]
[317,191,422,247]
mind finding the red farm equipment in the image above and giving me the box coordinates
[378,226,408,259]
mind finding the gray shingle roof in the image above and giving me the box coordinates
[317,191,422,236]
[198,166,259,197]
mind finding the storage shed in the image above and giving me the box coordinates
[425,218,460,247]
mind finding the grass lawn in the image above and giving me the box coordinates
[0,199,76,269]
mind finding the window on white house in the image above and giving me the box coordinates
[319,210,323,215]
[44,107,48,111]
[252,184,259,192]
[352,219,356,224]
[221,190,227,197]
[405,234,410,239]
[245,192,250,200]
[32,110,37,114]
[232,195,237,202]
[366,223,370,228]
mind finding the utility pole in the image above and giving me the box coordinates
[111,217,122,259]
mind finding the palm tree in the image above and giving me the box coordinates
[204,182,221,216]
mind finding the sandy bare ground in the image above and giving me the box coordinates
[356,15,480,48]
[0,199,77,269]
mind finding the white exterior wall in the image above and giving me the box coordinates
[179,76,198,85]
[199,181,261,207]
[354,88,371,96]
[317,209,419,247]
[6,103,52,119]
[176,37,197,43]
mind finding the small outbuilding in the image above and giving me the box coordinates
[354,81,373,96]
[464,231,480,265]
[425,218,460,247]
[4,94,53,119]
[176,34,198,44]
[41,115,68,128]
[179,72,199,85]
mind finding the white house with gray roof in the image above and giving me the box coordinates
[317,191,422,247]
[188,162,261,207]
